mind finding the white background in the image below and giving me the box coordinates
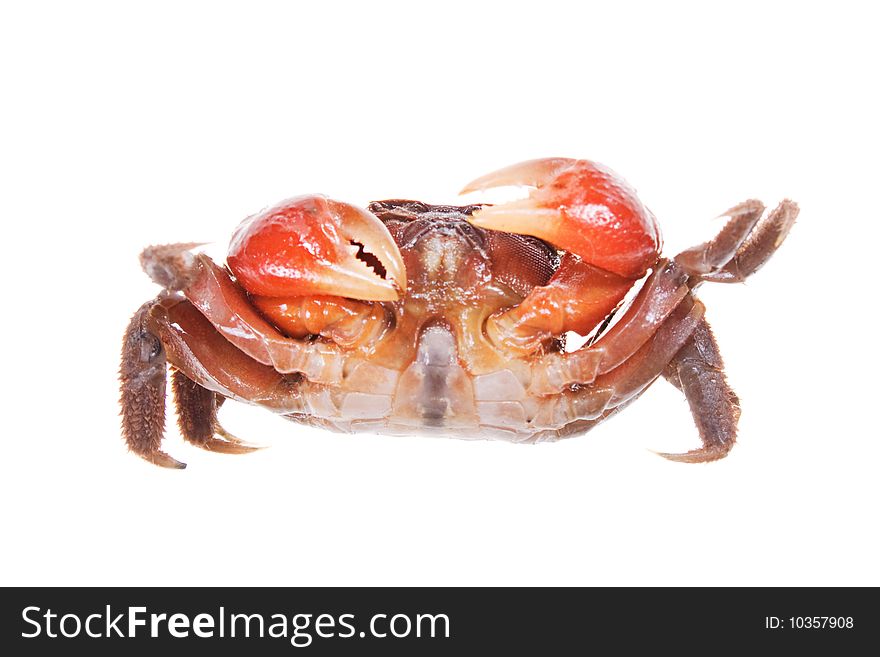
[2,1,878,586]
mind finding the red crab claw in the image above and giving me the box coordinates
[462,158,661,279]
[227,195,407,301]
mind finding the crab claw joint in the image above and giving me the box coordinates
[462,158,661,279]
[227,195,407,301]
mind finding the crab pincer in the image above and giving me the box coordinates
[228,195,407,301]
[462,158,662,354]
[463,158,660,278]
[226,194,407,347]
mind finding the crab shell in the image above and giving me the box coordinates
[121,159,798,468]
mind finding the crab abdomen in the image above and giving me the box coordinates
[290,324,552,441]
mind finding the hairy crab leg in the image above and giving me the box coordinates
[120,297,304,468]
[674,200,766,276]
[119,300,184,469]
[658,317,741,463]
[171,370,263,454]
[698,200,799,283]
[529,259,690,395]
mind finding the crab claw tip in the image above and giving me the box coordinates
[202,436,266,454]
[464,198,562,237]
[145,450,187,469]
[460,157,577,195]
[460,158,581,244]
[329,198,408,301]
[652,446,732,463]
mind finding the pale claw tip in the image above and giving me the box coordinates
[203,436,265,455]
[717,199,765,221]
[773,199,800,244]
[460,157,577,195]
[652,445,732,464]
[464,200,558,238]
[145,450,187,469]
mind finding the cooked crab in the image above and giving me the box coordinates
[120,158,798,468]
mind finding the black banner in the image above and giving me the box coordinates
[1,587,873,654]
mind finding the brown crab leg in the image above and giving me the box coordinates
[658,317,741,463]
[600,295,705,406]
[171,370,263,454]
[149,297,305,414]
[529,259,690,395]
[557,295,705,422]
[529,201,798,396]
[674,200,766,276]
[120,297,299,468]
[698,200,799,283]
[119,300,185,469]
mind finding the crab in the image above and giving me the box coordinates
[120,158,798,468]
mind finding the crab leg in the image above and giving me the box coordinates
[171,370,263,455]
[596,295,705,406]
[119,300,184,469]
[558,295,705,422]
[140,250,365,385]
[527,200,797,395]
[149,296,305,413]
[698,200,799,283]
[674,200,766,276]
[529,259,690,395]
[659,317,741,463]
[120,296,307,468]
[185,255,354,382]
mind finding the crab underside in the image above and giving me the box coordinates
[120,158,798,468]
